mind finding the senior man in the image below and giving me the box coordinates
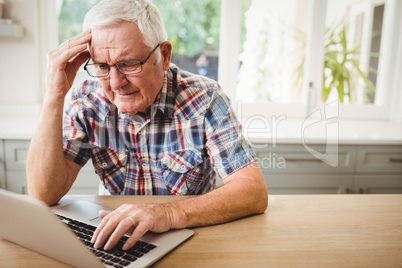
[26,0,268,251]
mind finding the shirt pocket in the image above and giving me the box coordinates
[161,148,204,195]
[91,147,129,194]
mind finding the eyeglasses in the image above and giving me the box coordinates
[84,44,161,77]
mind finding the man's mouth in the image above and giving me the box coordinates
[116,91,137,97]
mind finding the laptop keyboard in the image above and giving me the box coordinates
[57,214,158,267]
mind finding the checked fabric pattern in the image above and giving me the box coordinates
[63,64,257,195]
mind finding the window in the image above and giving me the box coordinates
[223,0,402,121]
[237,0,309,104]
[325,0,385,105]
[49,0,401,121]
[152,0,222,81]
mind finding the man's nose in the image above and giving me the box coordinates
[109,66,128,89]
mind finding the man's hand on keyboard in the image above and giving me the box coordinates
[91,203,177,251]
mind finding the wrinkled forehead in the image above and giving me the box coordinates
[89,21,148,61]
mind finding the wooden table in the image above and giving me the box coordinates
[1,194,402,267]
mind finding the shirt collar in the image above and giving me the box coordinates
[149,66,175,119]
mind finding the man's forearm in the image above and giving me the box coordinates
[26,98,73,205]
[27,30,91,205]
[167,166,268,229]
[90,164,268,251]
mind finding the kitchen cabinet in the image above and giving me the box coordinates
[1,139,99,194]
[4,140,28,193]
[256,144,402,194]
[264,174,354,194]
[354,175,402,194]
[355,145,402,173]
[354,145,402,194]
[256,144,356,194]
[0,139,401,195]
[0,140,5,189]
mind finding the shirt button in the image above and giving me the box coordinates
[142,162,149,169]
[102,162,108,168]
[118,152,126,161]
[180,165,186,170]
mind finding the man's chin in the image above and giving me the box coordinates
[114,103,137,115]
[119,108,138,115]
[116,104,147,115]
[114,99,149,115]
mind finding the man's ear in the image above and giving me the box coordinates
[160,41,172,70]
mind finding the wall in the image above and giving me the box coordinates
[0,0,42,105]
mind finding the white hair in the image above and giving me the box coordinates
[83,0,167,61]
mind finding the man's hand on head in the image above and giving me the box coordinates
[45,29,92,102]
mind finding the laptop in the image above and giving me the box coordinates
[0,189,194,268]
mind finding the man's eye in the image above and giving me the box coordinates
[120,61,141,72]
[98,63,109,70]
[122,62,140,68]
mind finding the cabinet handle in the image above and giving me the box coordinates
[389,157,402,163]
[284,158,321,162]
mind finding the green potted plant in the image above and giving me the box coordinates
[323,22,377,103]
[296,20,377,103]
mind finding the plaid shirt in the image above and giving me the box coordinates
[63,64,256,195]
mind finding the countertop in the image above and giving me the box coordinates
[1,194,402,267]
[0,104,402,145]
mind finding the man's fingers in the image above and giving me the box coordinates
[90,210,115,244]
[60,44,89,64]
[104,217,137,250]
[65,33,91,52]
[99,209,112,219]
[50,30,91,64]
[93,217,121,249]
[122,223,149,250]
[61,29,91,51]
[92,209,128,248]
[71,50,90,71]
[90,204,172,251]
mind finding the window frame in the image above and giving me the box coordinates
[219,0,402,122]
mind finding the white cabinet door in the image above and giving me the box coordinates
[354,175,402,194]
[356,145,402,173]
[263,174,354,194]
[5,172,27,194]
[4,140,30,171]
[0,140,5,189]
[256,144,356,194]
[4,140,30,193]
[354,145,402,194]
[255,145,357,173]
[4,140,100,194]
[68,162,100,195]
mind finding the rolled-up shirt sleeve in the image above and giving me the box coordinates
[62,86,91,167]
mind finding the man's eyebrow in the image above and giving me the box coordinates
[90,59,105,64]
[88,55,108,64]
[90,58,129,64]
